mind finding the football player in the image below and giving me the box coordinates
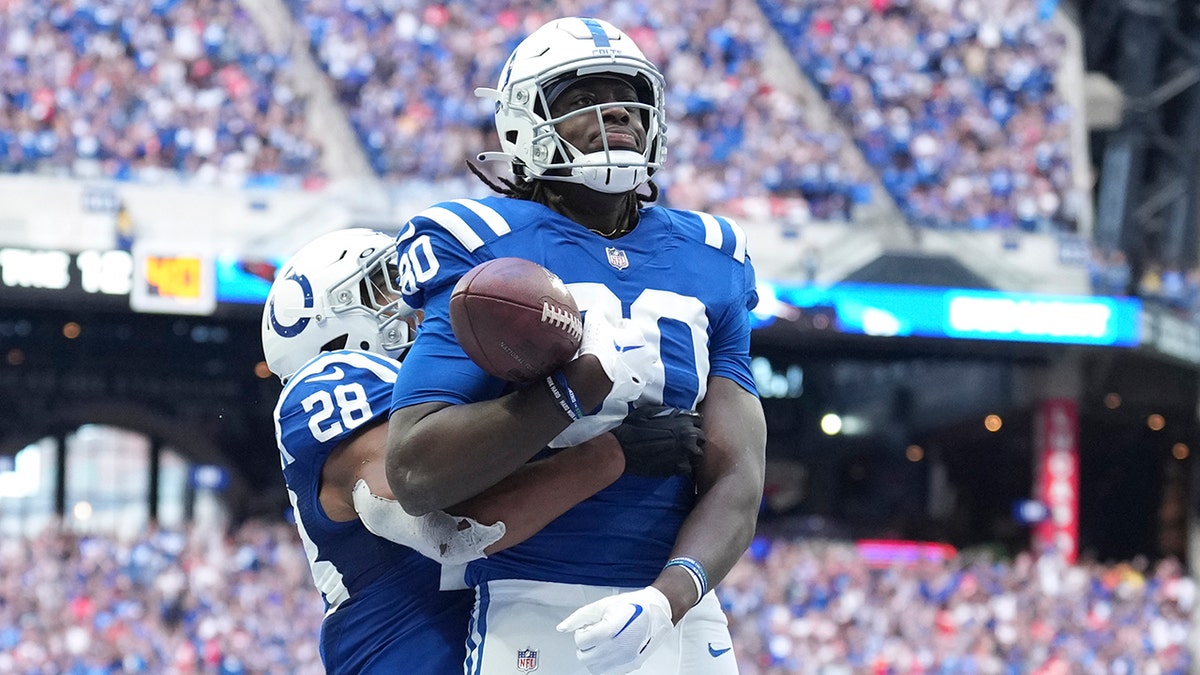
[263,228,704,674]
[385,17,767,675]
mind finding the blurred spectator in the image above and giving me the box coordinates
[0,0,324,188]
[0,522,324,674]
[1,523,1190,674]
[114,200,136,252]
[718,537,1193,675]
[287,0,874,217]
[762,0,1080,233]
[0,0,1088,231]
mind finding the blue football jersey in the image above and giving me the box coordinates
[390,196,759,588]
[274,349,472,674]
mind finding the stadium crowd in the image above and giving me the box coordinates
[0,521,1191,674]
[763,0,1080,234]
[722,537,1193,674]
[0,0,323,188]
[0,0,1086,233]
[287,0,874,219]
[1086,246,1200,329]
[0,521,325,674]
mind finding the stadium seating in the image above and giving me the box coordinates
[0,0,323,188]
[759,0,1080,234]
[0,0,1093,237]
[284,0,875,218]
[0,523,1189,673]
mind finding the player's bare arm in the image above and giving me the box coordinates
[653,376,767,623]
[320,422,391,521]
[450,433,624,553]
[384,351,611,515]
[386,307,653,515]
[325,419,625,555]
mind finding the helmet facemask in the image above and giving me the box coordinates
[530,73,664,194]
[476,18,667,194]
[327,244,414,356]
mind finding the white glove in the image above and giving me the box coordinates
[556,586,675,675]
[549,313,660,448]
[352,480,505,565]
[578,311,658,405]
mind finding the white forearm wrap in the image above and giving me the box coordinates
[352,480,505,565]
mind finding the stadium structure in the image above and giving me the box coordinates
[0,0,1199,669]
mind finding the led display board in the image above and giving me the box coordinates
[754,282,1142,347]
[129,247,215,315]
[0,247,1156,353]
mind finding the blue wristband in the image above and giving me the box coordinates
[664,556,709,605]
[550,370,585,419]
[545,371,584,421]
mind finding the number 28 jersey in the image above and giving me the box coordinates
[390,196,760,588]
[275,350,472,674]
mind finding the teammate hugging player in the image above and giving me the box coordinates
[384,17,767,675]
[262,229,704,673]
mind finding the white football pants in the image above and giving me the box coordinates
[465,578,738,674]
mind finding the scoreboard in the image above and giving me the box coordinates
[130,248,215,315]
[0,245,274,316]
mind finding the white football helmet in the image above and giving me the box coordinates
[476,17,666,194]
[261,228,416,382]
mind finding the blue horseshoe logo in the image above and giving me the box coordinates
[269,273,314,338]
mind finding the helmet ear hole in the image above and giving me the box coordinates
[506,130,519,145]
[321,335,349,352]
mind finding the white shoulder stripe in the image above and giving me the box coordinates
[451,199,512,237]
[419,206,486,251]
[727,216,747,263]
[696,212,747,263]
[281,351,399,399]
[699,212,723,250]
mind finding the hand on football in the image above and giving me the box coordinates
[611,405,705,479]
[556,586,675,675]
[549,312,660,449]
[578,311,657,405]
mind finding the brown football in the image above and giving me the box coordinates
[449,257,583,382]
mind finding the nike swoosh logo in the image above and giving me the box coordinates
[308,366,345,382]
[612,604,643,638]
[707,643,732,657]
[613,342,644,353]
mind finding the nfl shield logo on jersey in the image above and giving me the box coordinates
[605,247,629,270]
[516,647,539,672]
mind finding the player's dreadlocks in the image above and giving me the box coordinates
[467,160,658,239]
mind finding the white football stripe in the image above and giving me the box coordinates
[726,216,747,262]
[418,206,486,251]
[451,199,512,237]
[699,212,723,250]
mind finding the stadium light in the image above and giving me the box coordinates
[820,413,842,436]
